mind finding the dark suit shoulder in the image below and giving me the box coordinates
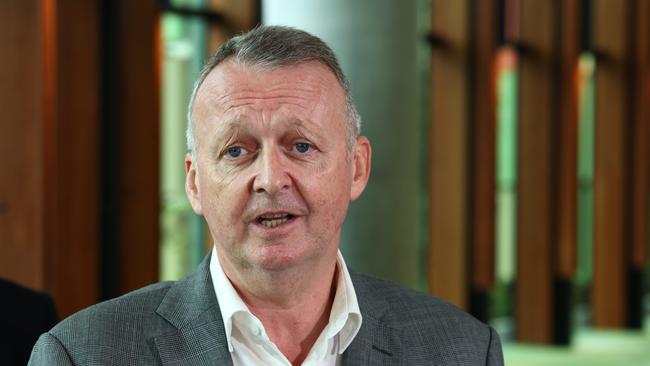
[45,281,177,364]
[352,272,483,326]
[55,281,172,325]
[351,271,499,364]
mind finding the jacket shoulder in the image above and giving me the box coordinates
[352,272,482,326]
[44,281,176,364]
[351,272,499,356]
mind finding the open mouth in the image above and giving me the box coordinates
[256,212,295,228]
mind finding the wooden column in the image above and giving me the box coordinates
[630,0,650,329]
[0,0,101,318]
[591,0,636,328]
[554,0,580,345]
[469,0,498,322]
[101,0,160,298]
[517,0,554,342]
[0,0,46,292]
[593,0,650,329]
[516,0,579,343]
[429,0,471,309]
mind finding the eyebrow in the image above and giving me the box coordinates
[207,119,246,156]
[206,116,328,156]
[285,118,326,142]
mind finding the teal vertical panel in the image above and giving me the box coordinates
[263,0,424,290]
[159,6,208,281]
[495,56,518,285]
[576,53,596,287]
[493,51,518,320]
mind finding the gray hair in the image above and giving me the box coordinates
[186,25,361,155]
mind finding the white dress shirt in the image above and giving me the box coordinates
[209,248,362,366]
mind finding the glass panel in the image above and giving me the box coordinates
[574,52,595,326]
[492,46,519,339]
[159,1,208,281]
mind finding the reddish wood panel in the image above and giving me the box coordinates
[471,0,498,291]
[517,0,555,343]
[631,0,650,270]
[0,0,101,318]
[516,0,580,343]
[0,0,45,290]
[556,0,580,279]
[45,0,101,317]
[592,0,631,328]
[114,0,160,294]
[429,0,470,309]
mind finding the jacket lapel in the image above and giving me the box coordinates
[342,272,403,366]
[149,260,404,365]
[152,255,233,366]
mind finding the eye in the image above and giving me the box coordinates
[294,142,312,154]
[226,146,248,158]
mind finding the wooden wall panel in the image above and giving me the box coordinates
[631,0,650,272]
[0,0,101,318]
[517,0,554,343]
[592,0,631,328]
[429,0,471,309]
[516,0,580,343]
[556,0,580,280]
[46,0,101,318]
[470,0,498,293]
[113,0,160,295]
[0,0,45,290]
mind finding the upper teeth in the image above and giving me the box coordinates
[258,213,290,228]
[260,213,288,219]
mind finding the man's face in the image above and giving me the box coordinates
[185,60,370,272]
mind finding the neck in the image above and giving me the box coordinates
[219,250,340,364]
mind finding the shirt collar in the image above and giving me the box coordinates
[209,247,362,354]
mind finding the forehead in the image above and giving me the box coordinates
[193,59,347,120]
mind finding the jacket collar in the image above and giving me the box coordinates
[150,255,401,366]
[342,272,404,365]
[152,255,234,366]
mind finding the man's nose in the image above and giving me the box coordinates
[252,147,292,194]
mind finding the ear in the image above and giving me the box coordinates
[350,136,371,201]
[185,153,203,215]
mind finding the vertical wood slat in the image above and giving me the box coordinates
[0,0,101,318]
[554,0,581,345]
[471,0,498,292]
[0,0,46,290]
[592,0,631,328]
[631,0,650,270]
[517,0,555,343]
[516,0,580,343]
[114,0,160,295]
[556,0,580,279]
[46,0,101,317]
[429,0,471,309]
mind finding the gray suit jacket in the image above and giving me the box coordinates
[29,256,504,365]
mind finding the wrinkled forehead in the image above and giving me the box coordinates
[195,59,346,112]
[191,60,348,131]
[190,60,349,149]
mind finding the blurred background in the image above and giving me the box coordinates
[0,0,648,365]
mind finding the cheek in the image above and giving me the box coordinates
[199,166,250,224]
[304,162,352,223]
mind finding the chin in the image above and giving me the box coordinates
[250,245,314,271]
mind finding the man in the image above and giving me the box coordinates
[30,26,504,365]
